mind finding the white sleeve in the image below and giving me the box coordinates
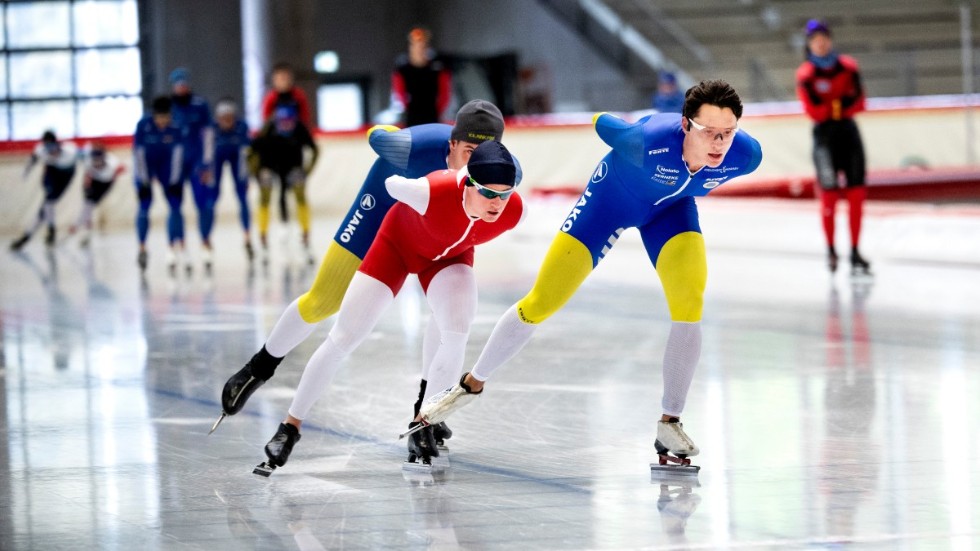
[384,175,430,215]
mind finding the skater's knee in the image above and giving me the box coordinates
[296,291,340,323]
[514,294,557,324]
[293,186,308,205]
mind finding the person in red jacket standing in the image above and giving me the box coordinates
[391,27,453,127]
[260,62,313,128]
[796,19,871,276]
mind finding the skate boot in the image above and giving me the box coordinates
[244,241,254,263]
[414,373,483,429]
[430,421,452,468]
[259,233,270,266]
[45,226,56,247]
[651,418,700,477]
[301,239,315,266]
[432,422,453,448]
[10,233,31,251]
[850,248,872,278]
[137,250,148,272]
[827,248,839,273]
[166,248,177,276]
[202,247,213,275]
[182,249,194,276]
[210,347,283,434]
[403,421,442,473]
[254,422,301,477]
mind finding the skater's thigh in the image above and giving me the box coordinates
[297,242,362,323]
[639,199,706,322]
[424,263,477,333]
[516,232,593,324]
[330,271,395,353]
[654,231,706,322]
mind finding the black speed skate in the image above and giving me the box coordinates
[432,422,452,449]
[850,249,872,278]
[827,249,839,273]
[10,233,30,251]
[403,421,443,473]
[209,347,282,434]
[254,422,301,477]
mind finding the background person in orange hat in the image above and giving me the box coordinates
[391,26,453,127]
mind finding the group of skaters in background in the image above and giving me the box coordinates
[10,26,456,279]
[132,63,319,275]
[9,62,319,277]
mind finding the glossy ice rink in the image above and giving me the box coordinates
[1,196,979,550]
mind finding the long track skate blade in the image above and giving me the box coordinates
[208,413,227,435]
[650,463,700,478]
[402,460,445,474]
[398,422,429,440]
[253,461,276,477]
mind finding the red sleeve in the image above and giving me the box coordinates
[436,70,452,121]
[260,92,276,123]
[391,71,408,106]
[291,88,313,129]
[838,55,866,117]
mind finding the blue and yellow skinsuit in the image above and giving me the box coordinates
[516,112,762,326]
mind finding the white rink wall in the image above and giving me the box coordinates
[0,105,978,237]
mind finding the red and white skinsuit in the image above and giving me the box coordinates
[286,167,526,422]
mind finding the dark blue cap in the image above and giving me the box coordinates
[467,141,516,187]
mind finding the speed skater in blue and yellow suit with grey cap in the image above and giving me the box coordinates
[417,79,762,475]
[211,99,521,436]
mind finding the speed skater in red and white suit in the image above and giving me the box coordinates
[255,140,526,471]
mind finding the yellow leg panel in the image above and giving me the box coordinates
[296,242,362,323]
[516,232,594,324]
[656,232,707,322]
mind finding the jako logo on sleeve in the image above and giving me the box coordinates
[359,194,376,210]
[339,210,364,243]
[562,188,593,232]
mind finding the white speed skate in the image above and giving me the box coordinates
[399,373,482,440]
[650,418,700,478]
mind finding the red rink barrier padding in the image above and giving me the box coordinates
[532,167,980,203]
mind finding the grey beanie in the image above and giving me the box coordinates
[467,141,516,186]
[451,100,504,143]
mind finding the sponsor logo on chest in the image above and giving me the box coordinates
[651,165,679,186]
